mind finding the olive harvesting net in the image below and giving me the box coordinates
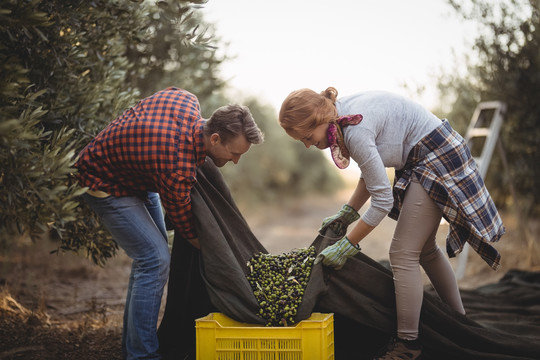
[158,159,540,360]
[246,247,317,326]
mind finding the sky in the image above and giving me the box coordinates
[200,0,477,113]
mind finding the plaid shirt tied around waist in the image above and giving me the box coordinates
[75,87,206,240]
[389,119,505,270]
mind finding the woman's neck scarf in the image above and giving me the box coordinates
[327,114,363,169]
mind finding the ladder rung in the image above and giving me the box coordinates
[476,100,505,110]
[467,128,491,137]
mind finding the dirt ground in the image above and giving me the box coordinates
[1,182,538,359]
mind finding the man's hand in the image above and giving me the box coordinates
[187,237,200,249]
[314,236,361,270]
[319,204,360,237]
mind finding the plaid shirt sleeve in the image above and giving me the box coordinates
[158,172,197,240]
[75,87,206,240]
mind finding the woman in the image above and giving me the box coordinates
[278,87,505,359]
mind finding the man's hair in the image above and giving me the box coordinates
[205,104,264,144]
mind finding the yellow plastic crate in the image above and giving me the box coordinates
[196,312,335,360]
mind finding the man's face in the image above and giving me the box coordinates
[207,134,251,167]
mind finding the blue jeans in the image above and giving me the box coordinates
[83,192,170,359]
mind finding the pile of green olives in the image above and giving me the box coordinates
[246,246,316,326]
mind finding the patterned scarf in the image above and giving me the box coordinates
[327,114,363,169]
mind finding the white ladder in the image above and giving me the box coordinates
[455,101,506,280]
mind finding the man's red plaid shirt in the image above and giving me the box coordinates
[75,87,206,240]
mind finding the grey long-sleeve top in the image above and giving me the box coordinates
[336,91,442,227]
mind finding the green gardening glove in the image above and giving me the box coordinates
[314,236,361,270]
[319,204,360,238]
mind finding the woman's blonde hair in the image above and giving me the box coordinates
[278,87,339,137]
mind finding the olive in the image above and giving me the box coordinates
[246,246,316,326]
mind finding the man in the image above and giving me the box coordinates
[75,87,264,360]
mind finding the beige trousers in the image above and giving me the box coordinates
[390,178,466,340]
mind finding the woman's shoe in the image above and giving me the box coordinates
[373,337,422,360]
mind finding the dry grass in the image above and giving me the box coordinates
[0,188,538,359]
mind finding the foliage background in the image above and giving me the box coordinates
[1,0,539,265]
[431,0,540,255]
[0,0,342,264]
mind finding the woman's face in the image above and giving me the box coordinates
[293,123,330,150]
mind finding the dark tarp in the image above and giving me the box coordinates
[158,160,540,360]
